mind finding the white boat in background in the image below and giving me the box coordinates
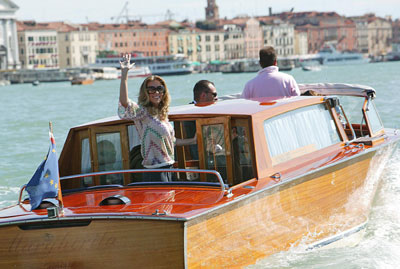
[221,59,260,73]
[95,53,192,76]
[301,60,322,71]
[315,43,369,65]
[117,66,152,79]
[90,67,119,80]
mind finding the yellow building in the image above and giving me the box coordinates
[168,28,199,62]
[368,17,392,56]
[57,23,98,68]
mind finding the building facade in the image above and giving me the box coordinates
[223,24,245,60]
[368,17,392,56]
[197,30,225,62]
[57,23,98,68]
[94,23,169,57]
[244,18,263,58]
[351,16,369,54]
[294,30,308,55]
[261,19,295,56]
[168,28,199,62]
[0,0,20,69]
[17,21,59,69]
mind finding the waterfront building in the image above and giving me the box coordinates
[392,19,400,55]
[91,22,169,57]
[17,21,59,69]
[258,17,295,56]
[281,12,356,53]
[221,17,263,59]
[0,0,20,69]
[294,30,308,55]
[367,16,392,56]
[168,28,199,62]
[222,24,245,60]
[243,18,263,59]
[57,23,98,68]
[196,29,225,62]
[349,16,369,54]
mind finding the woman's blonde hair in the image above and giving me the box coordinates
[138,75,170,121]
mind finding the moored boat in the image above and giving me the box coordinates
[117,66,152,78]
[0,83,398,268]
[315,43,369,65]
[71,77,94,85]
[95,52,192,76]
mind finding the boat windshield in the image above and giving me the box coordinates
[68,117,255,190]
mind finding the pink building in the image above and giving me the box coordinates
[88,22,170,57]
[281,12,356,53]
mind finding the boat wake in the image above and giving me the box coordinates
[0,186,21,208]
[248,146,400,269]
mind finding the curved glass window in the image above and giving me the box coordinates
[264,104,341,165]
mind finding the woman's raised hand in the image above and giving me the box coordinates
[119,54,135,70]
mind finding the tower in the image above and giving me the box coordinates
[205,0,219,21]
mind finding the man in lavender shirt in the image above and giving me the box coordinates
[242,46,300,99]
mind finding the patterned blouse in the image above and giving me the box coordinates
[118,99,175,168]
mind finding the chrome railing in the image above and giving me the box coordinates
[60,168,226,191]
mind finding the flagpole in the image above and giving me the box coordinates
[49,122,64,214]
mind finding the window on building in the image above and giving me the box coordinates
[28,36,33,42]
[215,35,219,42]
[206,35,210,42]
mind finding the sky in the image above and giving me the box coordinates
[13,0,400,24]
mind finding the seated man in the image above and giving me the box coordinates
[191,80,218,104]
[97,140,123,185]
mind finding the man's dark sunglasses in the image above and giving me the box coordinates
[207,91,217,97]
[147,85,165,94]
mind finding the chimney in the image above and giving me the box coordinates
[269,7,272,16]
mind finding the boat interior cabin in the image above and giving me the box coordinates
[58,84,386,194]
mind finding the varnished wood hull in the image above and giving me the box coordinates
[0,220,185,268]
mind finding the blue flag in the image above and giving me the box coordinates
[26,132,60,210]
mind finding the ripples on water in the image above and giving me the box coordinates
[1,61,400,267]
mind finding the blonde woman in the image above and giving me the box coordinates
[118,54,195,181]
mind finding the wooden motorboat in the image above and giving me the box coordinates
[71,77,94,85]
[0,83,398,268]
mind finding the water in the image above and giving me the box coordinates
[1,61,400,267]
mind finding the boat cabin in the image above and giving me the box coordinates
[58,84,384,192]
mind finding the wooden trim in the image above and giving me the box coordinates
[362,99,373,136]
[196,116,233,185]
[329,105,348,141]
[174,121,187,179]
[89,125,128,185]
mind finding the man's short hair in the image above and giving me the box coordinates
[193,80,215,102]
[259,46,277,68]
